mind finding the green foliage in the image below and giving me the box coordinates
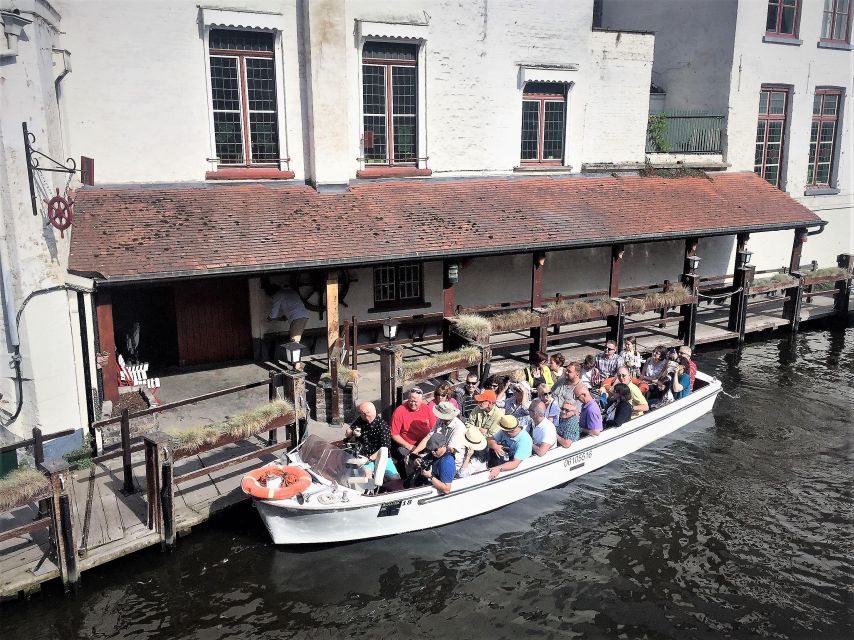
[647,113,669,152]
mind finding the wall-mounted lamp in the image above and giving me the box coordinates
[284,342,306,369]
[798,229,809,243]
[687,255,702,273]
[737,250,753,268]
[534,251,546,267]
[446,262,459,284]
[382,318,398,342]
[613,244,625,261]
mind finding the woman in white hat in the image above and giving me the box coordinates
[412,400,467,471]
[458,426,489,478]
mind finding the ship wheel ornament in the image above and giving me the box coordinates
[44,188,74,238]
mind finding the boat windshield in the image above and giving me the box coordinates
[297,435,354,485]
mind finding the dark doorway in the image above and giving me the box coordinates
[111,286,180,370]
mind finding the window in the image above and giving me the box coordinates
[807,89,843,187]
[209,29,279,166]
[821,0,852,42]
[520,82,567,164]
[362,42,418,165]
[766,0,801,37]
[754,87,789,188]
[373,263,423,308]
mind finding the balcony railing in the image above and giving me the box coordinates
[646,111,724,154]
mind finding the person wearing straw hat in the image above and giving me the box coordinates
[458,427,489,478]
[487,415,532,480]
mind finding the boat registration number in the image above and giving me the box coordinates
[563,451,592,470]
[377,499,412,517]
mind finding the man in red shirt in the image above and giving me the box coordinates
[390,387,436,475]
[678,346,697,390]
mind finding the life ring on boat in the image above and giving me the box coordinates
[241,465,312,500]
[602,377,649,396]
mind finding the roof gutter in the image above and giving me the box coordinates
[70,218,828,286]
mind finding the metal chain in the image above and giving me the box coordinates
[697,287,743,301]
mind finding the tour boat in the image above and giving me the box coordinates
[246,371,721,545]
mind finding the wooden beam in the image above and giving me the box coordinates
[531,252,544,308]
[682,237,699,275]
[442,259,456,318]
[95,290,119,403]
[789,227,806,274]
[609,245,623,299]
[326,270,341,424]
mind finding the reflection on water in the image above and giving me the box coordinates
[2,328,852,640]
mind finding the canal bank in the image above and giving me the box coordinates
[1,324,851,640]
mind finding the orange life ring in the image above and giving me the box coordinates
[602,377,649,396]
[241,465,312,500]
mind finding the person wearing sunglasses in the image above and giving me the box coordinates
[612,366,649,418]
[595,340,624,381]
[454,374,482,420]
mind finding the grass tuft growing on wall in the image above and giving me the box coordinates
[402,347,481,382]
[454,314,492,342]
[0,467,51,512]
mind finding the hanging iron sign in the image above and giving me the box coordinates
[44,188,73,238]
[22,121,78,235]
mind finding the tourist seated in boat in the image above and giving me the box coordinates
[454,372,482,420]
[549,352,566,379]
[486,415,533,480]
[390,387,436,475]
[427,381,460,412]
[345,401,400,482]
[604,383,633,429]
[535,383,560,425]
[524,350,554,388]
[528,399,557,456]
[648,374,674,408]
[464,389,505,437]
[595,340,624,380]
[556,400,580,447]
[458,426,489,478]
[677,346,697,390]
[613,367,649,418]
[551,361,583,411]
[672,357,692,400]
[412,401,467,473]
[575,384,603,436]
[503,380,533,432]
[621,336,642,378]
[483,374,511,409]
[415,439,457,495]
[639,345,668,383]
[580,354,602,388]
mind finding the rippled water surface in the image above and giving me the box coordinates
[2,328,852,639]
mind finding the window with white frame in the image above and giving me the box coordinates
[520,82,567,164]
[807,89,843,188]
[373,263,423,309]
[209,29,279,166]
[754,87,789,188]
[362,41,418,165]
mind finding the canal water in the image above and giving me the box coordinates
[2,327,852,639]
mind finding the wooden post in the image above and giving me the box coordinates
[379,345,402,418]
[161,460,175,549]
[789,227,806,274]
[529,308,549,361]
[41,458,77,590]
[120,408,134,494]
[143,431,171,535]
[343,319,351,370]
[531,252,545,308]
[326,270,341,424]
[351,315,359,370]
[678,274,699,348]
[609,245,623,299]
[95,290,119,403]
[682,237,699,275]
[658,280,670,328]
[734,266,755,346]
[835,254,852,320]
[443,260,457,352]
[728,250,751,331]
[805,260,818,303]
[282,370,307,443]
[267,371,281,445]
[476,342,492,381]
[33,427,49,518]
[783,271,804,332]
[606,298,625,346]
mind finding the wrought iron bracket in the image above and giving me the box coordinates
[23,121,77,217]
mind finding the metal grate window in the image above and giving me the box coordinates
[209,29,279,166]
[373,263,423,307]
[807,89,842,187]
[766,0,800,37]
[520,82,566,164]
[821,0,852,42]
[362,41,418,165]
[754,87,789,188]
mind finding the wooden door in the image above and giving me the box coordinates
[174,278,251,366]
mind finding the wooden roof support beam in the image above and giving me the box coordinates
[326,270,341,424]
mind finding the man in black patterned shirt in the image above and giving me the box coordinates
[345,402,399,480]
[454,373,482,420]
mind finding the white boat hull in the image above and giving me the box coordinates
[255,372,721,544]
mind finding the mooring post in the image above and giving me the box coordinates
[282,369,307,444]
[120,408,134,494]
[143,431,171,535]
[160,459,175,549]
[32,427,50,518]
[476,342,492,381]
[728,250,752,332]
[379,345,402,419]
[735,266,756,347]
[659,280,670,328]
[835,254,853,321]
[41,458,78,590]
[529,309,550,362]
[783,272,804,333]
[606,298,625,347]
[267,370,279,445]
[679,274,700,348]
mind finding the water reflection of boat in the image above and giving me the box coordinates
[247,372,721,545]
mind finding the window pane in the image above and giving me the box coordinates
[813,94,822,115]
[759,91,769,114]
[767,2,779,31]
[392,116,417,163]
[816,163,830,185]
[210,29,274,52]
[363,41,417,62]
[524,82,565,97]
[363,115,387,163]
[819,121,836,142]
[374,266,396,303]
[245,58,277,111]
[767,121,783,143]
[210,56,241,111]
[521,101,540,160]
[833,11,848,38]
[770,92,786,114]
[780,5,796,33]
[249,112,279,162]
[391,66,417,116]
[397,264,421,300]
[822,93,839,115]
[764,165,779,186]
[362,65,386,115]
[542,101,566,160]
[213,112,244,164]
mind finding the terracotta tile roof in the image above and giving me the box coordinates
[68,172,823,282]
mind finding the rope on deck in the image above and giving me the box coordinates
[697,287,742,301]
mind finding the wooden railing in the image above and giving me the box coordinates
[343,311,443,370]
